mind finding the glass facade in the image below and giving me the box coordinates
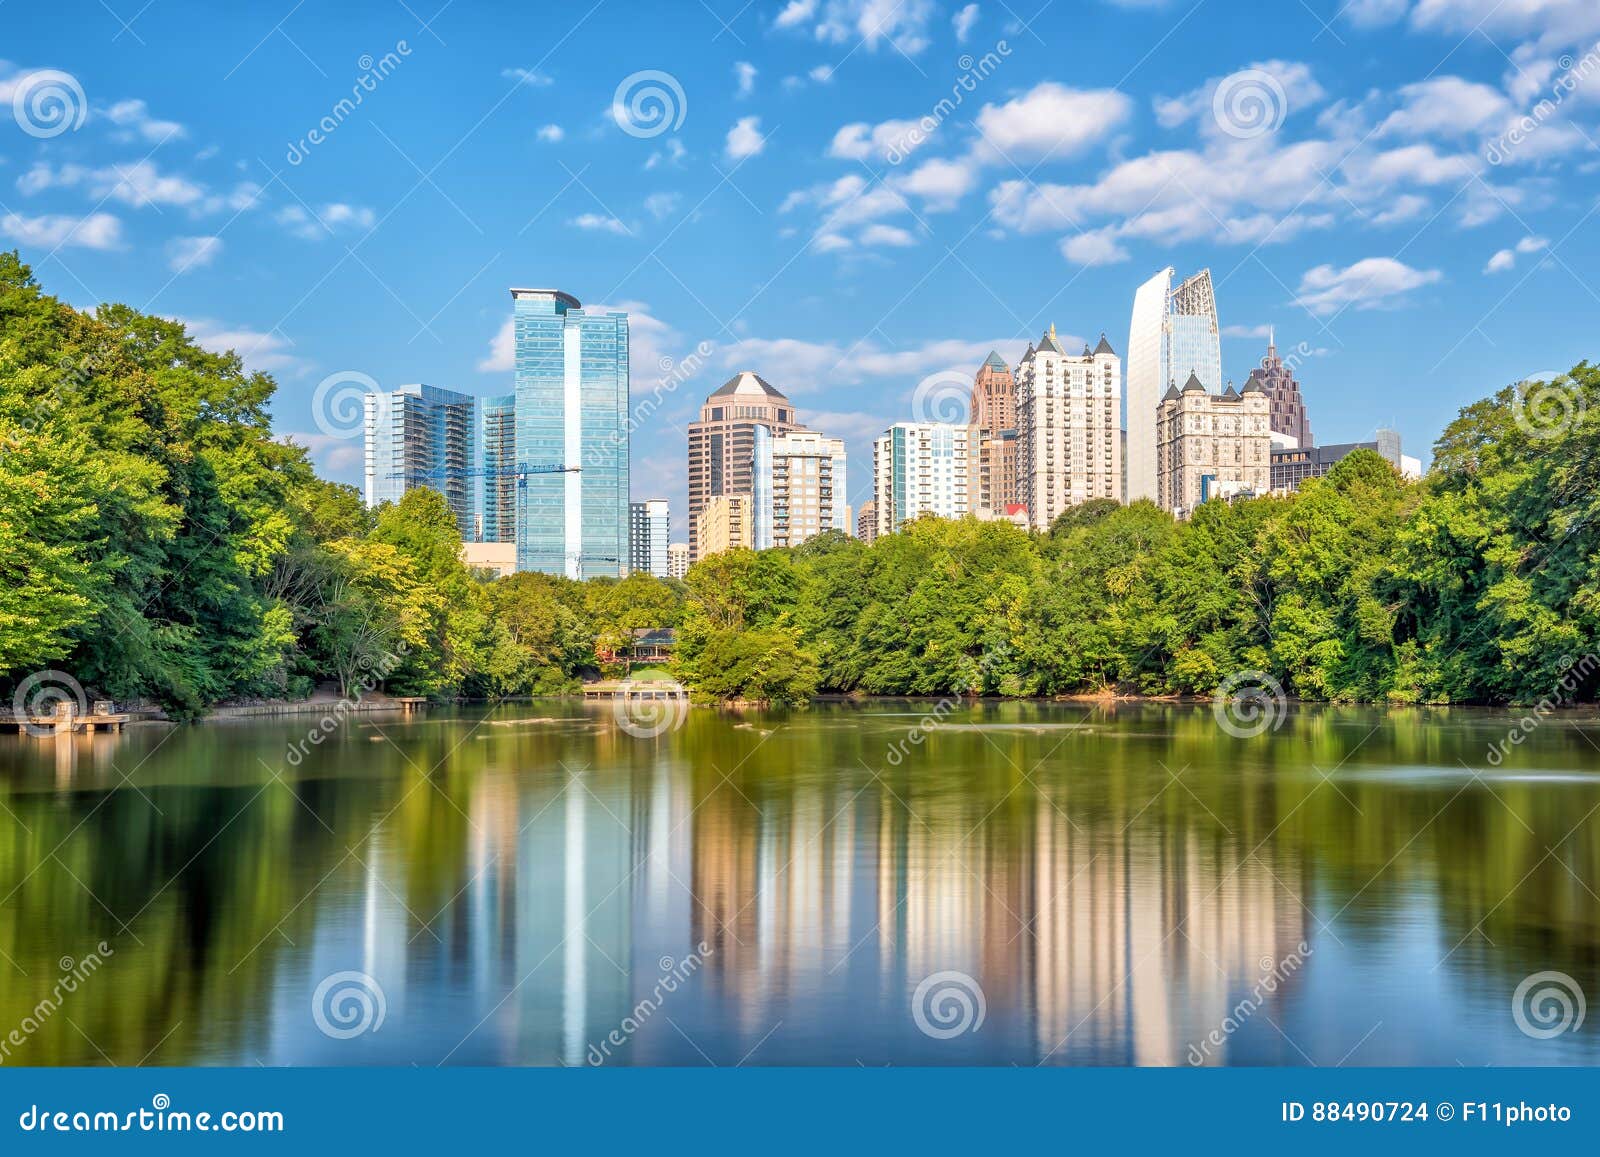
[1125,267,1221,503]
[363,383,478,539]
[512,290,629,578]
[473,393,516,543]
[629,499,670,577]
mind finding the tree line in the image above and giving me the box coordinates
[3,252,1595,712]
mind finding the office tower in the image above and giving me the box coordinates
[629,499,670,577]
[667,542,689,580]
[1015,326,1122,529]
[686,371,801,562]
[856,500,877,545]
[511,288,629,578]
[969,350,1018,516]
[871,422,971,536]
[752,428,848,550]
[472,393,516,543]
[1270,428,1418,492]
[1156,374,1270,516]
[363,382,477,539]
[696,494,752,558]
[1127,267,1222,503]
[1245,329,1313,449]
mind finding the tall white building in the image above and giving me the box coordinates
[667,542,689,580]
[1015,326,1122,530]
[871,422,971,536]
[1126,268,1222,504]
[752,428,849,549]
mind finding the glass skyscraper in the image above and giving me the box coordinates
[511,289,629,578]
[1126,267,1222,503]
[364,383,477,538]
[472,393,516,543]
[628,499,670,577]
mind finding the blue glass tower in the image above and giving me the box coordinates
[363,383,476,538]
[472,393,516,543]
[511,289,629,578]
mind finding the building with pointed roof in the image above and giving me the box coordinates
[1245,329,1314,449]
[1156,374,1270,517]
[686,371,802,561]
[1015,324,1122,529]
[969,348,1019,517]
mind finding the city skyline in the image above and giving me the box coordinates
[7,3,1594,545]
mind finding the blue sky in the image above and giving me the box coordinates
[5,0,1600,535]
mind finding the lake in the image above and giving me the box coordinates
[1,699,1596,1066]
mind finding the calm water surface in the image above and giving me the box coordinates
[2,701,1598,1066]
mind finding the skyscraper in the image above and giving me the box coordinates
[1015,326,1122,528]
[629,499,670,577]
[364,382,477,538]
[969,350,1018,516]
[667,542,689,580]
[511,288,629,578]
[1127,267,1222,503]
[1245,329,1313,449]
[686,371,800,562]
[472,393,516,543]
[872,422,971,536]
[752,428,848,549]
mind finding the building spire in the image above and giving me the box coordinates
[1268,325,1276,359]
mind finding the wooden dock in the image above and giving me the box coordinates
[582,682,688,702]
[3,702,132,737]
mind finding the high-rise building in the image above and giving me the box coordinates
[872,422,971,536]
[687,372,800,562]
[697,494,752,558]
[667,542,689,580]
[364,383,477,539]
[1245,329,1313,449]
[1156,374,1270,516]
[511,289,629,579]
[472,393,516,543]
[1127,267,1222,503]
[969,350,1018,516]
[629,499,670,577]
[856,500,877,544]
[1015,326,1122,529]
[752,428,848,550]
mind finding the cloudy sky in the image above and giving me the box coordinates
[5,0,1600,534]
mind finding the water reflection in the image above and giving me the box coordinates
[0,702,1597,1066]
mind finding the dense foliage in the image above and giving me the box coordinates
[3,254,1595,710]
[673,364,1600,707]
[0,255,683,714]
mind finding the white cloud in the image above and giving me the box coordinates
[479,318,515,372]
[644,192,682,221]
[725,115,766,161]
[570,212,631,235]
[1154,60,1326,133]
[503,67,554,87]
[898,157,979,210]
[735,61,757,97]
[167,235,222,273]
[1379,76,1509,138]
[0,211,122,250]
[808,64,835,84]
[1409,0,1600,52]
[181,318,300,373]
[953,3,980,41]
[276,203,376,240]
[18,159,206,209]
[280,431,364,478]
[1370,193,1430,225]
[537,124,563,142]
[1222,324,1273,339]
[1485,248,1516,273]
[645,138,688,170]
[859,223,917,247]
[1293,257,1442,315]
[101,98,185,143]
[1060,228,1129,266]
[775,0,939,55]
[1517,234,1549,253]
[716,335,1026,390]
[973,82,1133,159]
[830,118,931,163]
